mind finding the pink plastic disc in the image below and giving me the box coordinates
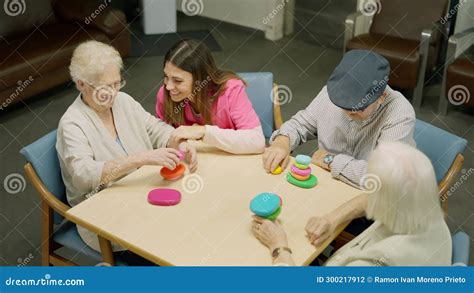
[178,150,185,161]
[291,165,312,176]
[147,188,181,206]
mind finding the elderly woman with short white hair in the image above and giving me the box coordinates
[56,40,197,265]
[252,142,452,266]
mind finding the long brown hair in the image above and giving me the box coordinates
[162,39,245,125]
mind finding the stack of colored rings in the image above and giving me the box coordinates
[286,155,318,188]
[249,192,282,221]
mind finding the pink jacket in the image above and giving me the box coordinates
[156,79,265,154]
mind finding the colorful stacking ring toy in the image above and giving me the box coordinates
[250,192,282,220]
[291,165,312,176]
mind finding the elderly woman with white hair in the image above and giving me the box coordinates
[252,142,452,266]
[56,40,198,265]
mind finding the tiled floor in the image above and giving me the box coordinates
[1,12,473,266]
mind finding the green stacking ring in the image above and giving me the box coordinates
[294,162,309,170]
[265,206,281,221]
[287,173,318,188]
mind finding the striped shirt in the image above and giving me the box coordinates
[270,85,416,188]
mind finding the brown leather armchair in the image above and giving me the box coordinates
[438,27,474,114]
[0,0,131,111]
[344,0,449,109]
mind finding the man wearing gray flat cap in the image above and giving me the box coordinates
[263,50,416,189]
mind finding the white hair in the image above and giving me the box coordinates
[69,40,123,84]
[365,142,444,234]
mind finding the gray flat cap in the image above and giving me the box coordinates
[327,50,390,111]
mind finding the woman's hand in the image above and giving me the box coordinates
[305,216,336,247]
[252,216,288,253]
[178,141,198,173]
[172,125,206,141]
[138,148,181,169]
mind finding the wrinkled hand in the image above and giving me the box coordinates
[252,216,288,252]
[140,148,181,169]
[178,141,198,173]
[263,136,290,173]
[305,216,336,247]
[172,125,206,141]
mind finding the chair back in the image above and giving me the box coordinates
[238,72,275,139]
[20,130,67,224]
[414,119,467,183]
[370,0,448,41]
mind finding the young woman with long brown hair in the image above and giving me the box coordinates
[155,39,265,154]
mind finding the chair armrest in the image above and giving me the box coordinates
[53,0,127,37]
[272,83,283,130]
[24,163,70,218]
[448,27,474,61]
[344,11,363,52]
[439,153,464,197]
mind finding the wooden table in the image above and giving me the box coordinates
[66,143,361,266]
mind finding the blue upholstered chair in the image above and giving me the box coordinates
[237,72,283,140]
[414,119,468,213]
[20,130,124,266]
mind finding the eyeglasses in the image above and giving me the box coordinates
[86,79,126,91]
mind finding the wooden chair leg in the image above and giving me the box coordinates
[98,236,116,266]
[333,231,355,251]
[41,200,53,266]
